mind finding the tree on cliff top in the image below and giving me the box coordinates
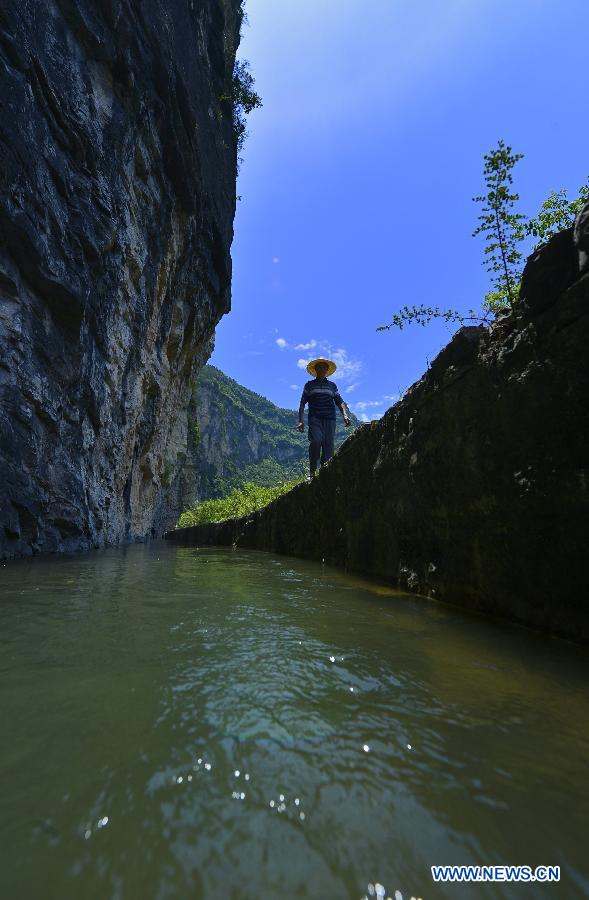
[377,143,589,331]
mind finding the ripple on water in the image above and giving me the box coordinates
[0,544,588,899]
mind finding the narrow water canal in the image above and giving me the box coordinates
[1,543,588,899]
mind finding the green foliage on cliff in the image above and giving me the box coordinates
[188,418,200,448]
[378,144,589,330]
[231,60,262,156]
[198,456,308,501]
[219,3,261,160]
[178,478,303,526]
[525,183,589,247]
[199,364,296,432]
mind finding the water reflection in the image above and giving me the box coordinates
[0,544,588,898]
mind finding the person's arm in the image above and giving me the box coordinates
[298,388,308,431]
[337,400,351,426]
[334,386,351,426]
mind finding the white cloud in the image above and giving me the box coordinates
[351,399,384,412]
[284,339,363,384]
[350,393,399,412]
[272,256,280,263]
[346,382,360,393]
[290,384,299,390]
[359,409,386,422]
[326,346,362,382]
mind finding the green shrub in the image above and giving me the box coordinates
[219,59,262,160]
[178,478,303,527]
[188,419,200,448]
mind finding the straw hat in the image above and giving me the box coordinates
[306,357,337,377]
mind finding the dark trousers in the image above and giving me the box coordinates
[308,417,336,473]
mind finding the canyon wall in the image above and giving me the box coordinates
[0,0,241,557]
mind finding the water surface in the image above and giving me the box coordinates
[1,543,588,899]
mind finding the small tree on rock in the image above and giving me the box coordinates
[472,140,526,314]
[378,142,589,332]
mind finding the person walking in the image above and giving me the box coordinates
[297,357,351,477]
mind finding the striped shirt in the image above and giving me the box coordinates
[301,378,343,420]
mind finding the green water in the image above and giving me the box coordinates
[1,543,588,900]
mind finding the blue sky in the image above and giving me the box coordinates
[210,0,588,420]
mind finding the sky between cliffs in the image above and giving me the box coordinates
[210,0,589,421]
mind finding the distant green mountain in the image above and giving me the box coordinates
[181,365,360,501]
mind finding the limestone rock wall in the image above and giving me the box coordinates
[168,214,589,641]
[0,0,241,557]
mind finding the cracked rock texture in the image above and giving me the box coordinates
[0,0,241,558]
[168,207,589,642]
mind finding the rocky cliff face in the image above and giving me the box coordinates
[168,208,589,641]
[0,0,241,558]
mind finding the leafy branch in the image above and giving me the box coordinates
[525,183,589,249]
[376,305,492,332]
